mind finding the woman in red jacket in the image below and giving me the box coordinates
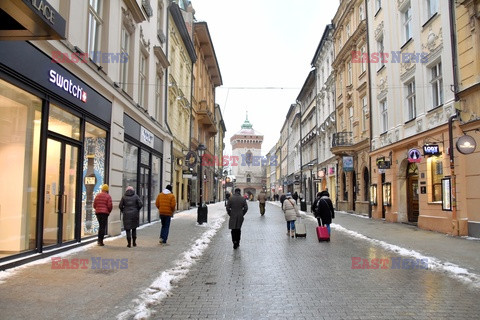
[93,184,113,246]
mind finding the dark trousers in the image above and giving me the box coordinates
[125,228,137,238]
[259,203,265,215]
[231,229,241,243]
[96,214,109,243]
[160,215,172,243]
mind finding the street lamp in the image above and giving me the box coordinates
[197,143,207,224]
[308,163,314,205]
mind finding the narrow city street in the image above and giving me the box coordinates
[148,202,480,320]
[1,202,479,320]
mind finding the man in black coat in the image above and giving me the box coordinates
[226,188,248,249]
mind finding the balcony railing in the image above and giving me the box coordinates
[332,132,353,147]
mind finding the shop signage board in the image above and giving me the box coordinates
[408,148,422,163]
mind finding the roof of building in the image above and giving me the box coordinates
[232,112,263,137]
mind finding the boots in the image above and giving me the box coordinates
[132,236,137,247]
[290,230,295,238]
[127,237,131,248]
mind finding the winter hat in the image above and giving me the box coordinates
[286,192,292,198]
[166,185,172,192]
[101,184,109,192]
[126,186,134,191]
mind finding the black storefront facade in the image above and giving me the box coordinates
[0,41,112,268]
[122,114,164,226]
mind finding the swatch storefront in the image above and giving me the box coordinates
[0,41,112,267]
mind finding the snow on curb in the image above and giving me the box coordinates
[116,207,226,320]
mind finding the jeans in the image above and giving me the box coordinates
[160,215,172,243]
[286,220,295,231]
[96,214,109,243]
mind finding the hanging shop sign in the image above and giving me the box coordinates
[456,135,477,155]
[343,156,354,172]
[376,157,391,169]
[423,144,441,156]
[408,148,422,163]
[185,151,197,168]
[328,166,335,175]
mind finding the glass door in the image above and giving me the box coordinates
[139,167,150,224]
[43,139,78,246]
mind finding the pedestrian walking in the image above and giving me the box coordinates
[226,188,248,249]
[257,190,267,216]
[93,184,112,246]
[314,190,335,235]
[282,192,301,238]
[155,184,176,245]
[293,191,299,204]
[280,193,286,205]
[119,186,143,248]
[311,192,322,214]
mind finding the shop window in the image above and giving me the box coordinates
[48,104,81,140]
[0,79,42,257]
[82,122,107,237]
[427,156,443,202]
[123,141,138,195]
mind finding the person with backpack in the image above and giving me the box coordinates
[314,190,335,235]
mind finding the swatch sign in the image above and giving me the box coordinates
[49,69,87,103]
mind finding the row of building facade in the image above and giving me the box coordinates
[265,0,480,237]
[0,0,226,268]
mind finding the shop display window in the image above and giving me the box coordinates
[0,79,42,257]
[81,122,106,237]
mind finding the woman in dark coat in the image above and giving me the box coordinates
[119,186,143,247]
[226,188,248,249]
[314,190,335,235]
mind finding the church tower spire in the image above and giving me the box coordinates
[241,111,253,129]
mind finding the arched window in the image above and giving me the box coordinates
[246,150,253,166]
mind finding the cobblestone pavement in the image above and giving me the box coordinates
[150,202,480,320]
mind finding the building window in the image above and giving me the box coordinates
[139,54,147,107]
[406,80,416,121]
[359,3,365,21]
[402,2,412,43]
[381,99,388,133]
[347,61,352,85]
[430,62,443,108]
[375,0,382,13]
[427,0,438,20]
[247,174,251,183]
[428,156,443,202]
[88,0,103,55]
[362,96,368,131]
[360,45,366,73]
[377,36,385,69]
[120,26,130,92]
[346,23,350,38]
[157,0,166,42]
[155,73,163,123]
[339,73,343,96]
[348,106,354,132]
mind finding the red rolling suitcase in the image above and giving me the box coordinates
[316,218,330,242]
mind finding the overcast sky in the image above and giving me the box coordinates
[191,0,340,155]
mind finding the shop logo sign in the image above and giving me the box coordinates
[423,144,441,156]
[408,148,421,163]
[140,126,154,148]
[49,69,87,103]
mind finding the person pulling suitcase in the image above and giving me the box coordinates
[314,190,335,237]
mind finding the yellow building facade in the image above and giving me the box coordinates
[167,3,196,210]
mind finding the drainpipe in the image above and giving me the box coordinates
[448,0,460,236]
[365,0,373,218]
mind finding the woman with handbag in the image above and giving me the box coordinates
[282,192,301,238]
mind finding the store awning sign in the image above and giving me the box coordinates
[408,148,422,163]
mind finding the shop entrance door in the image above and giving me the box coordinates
[43,138,78,246]
[407,163,419,223]
[139,166,150,224]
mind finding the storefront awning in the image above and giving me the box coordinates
[0,0,66,40]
